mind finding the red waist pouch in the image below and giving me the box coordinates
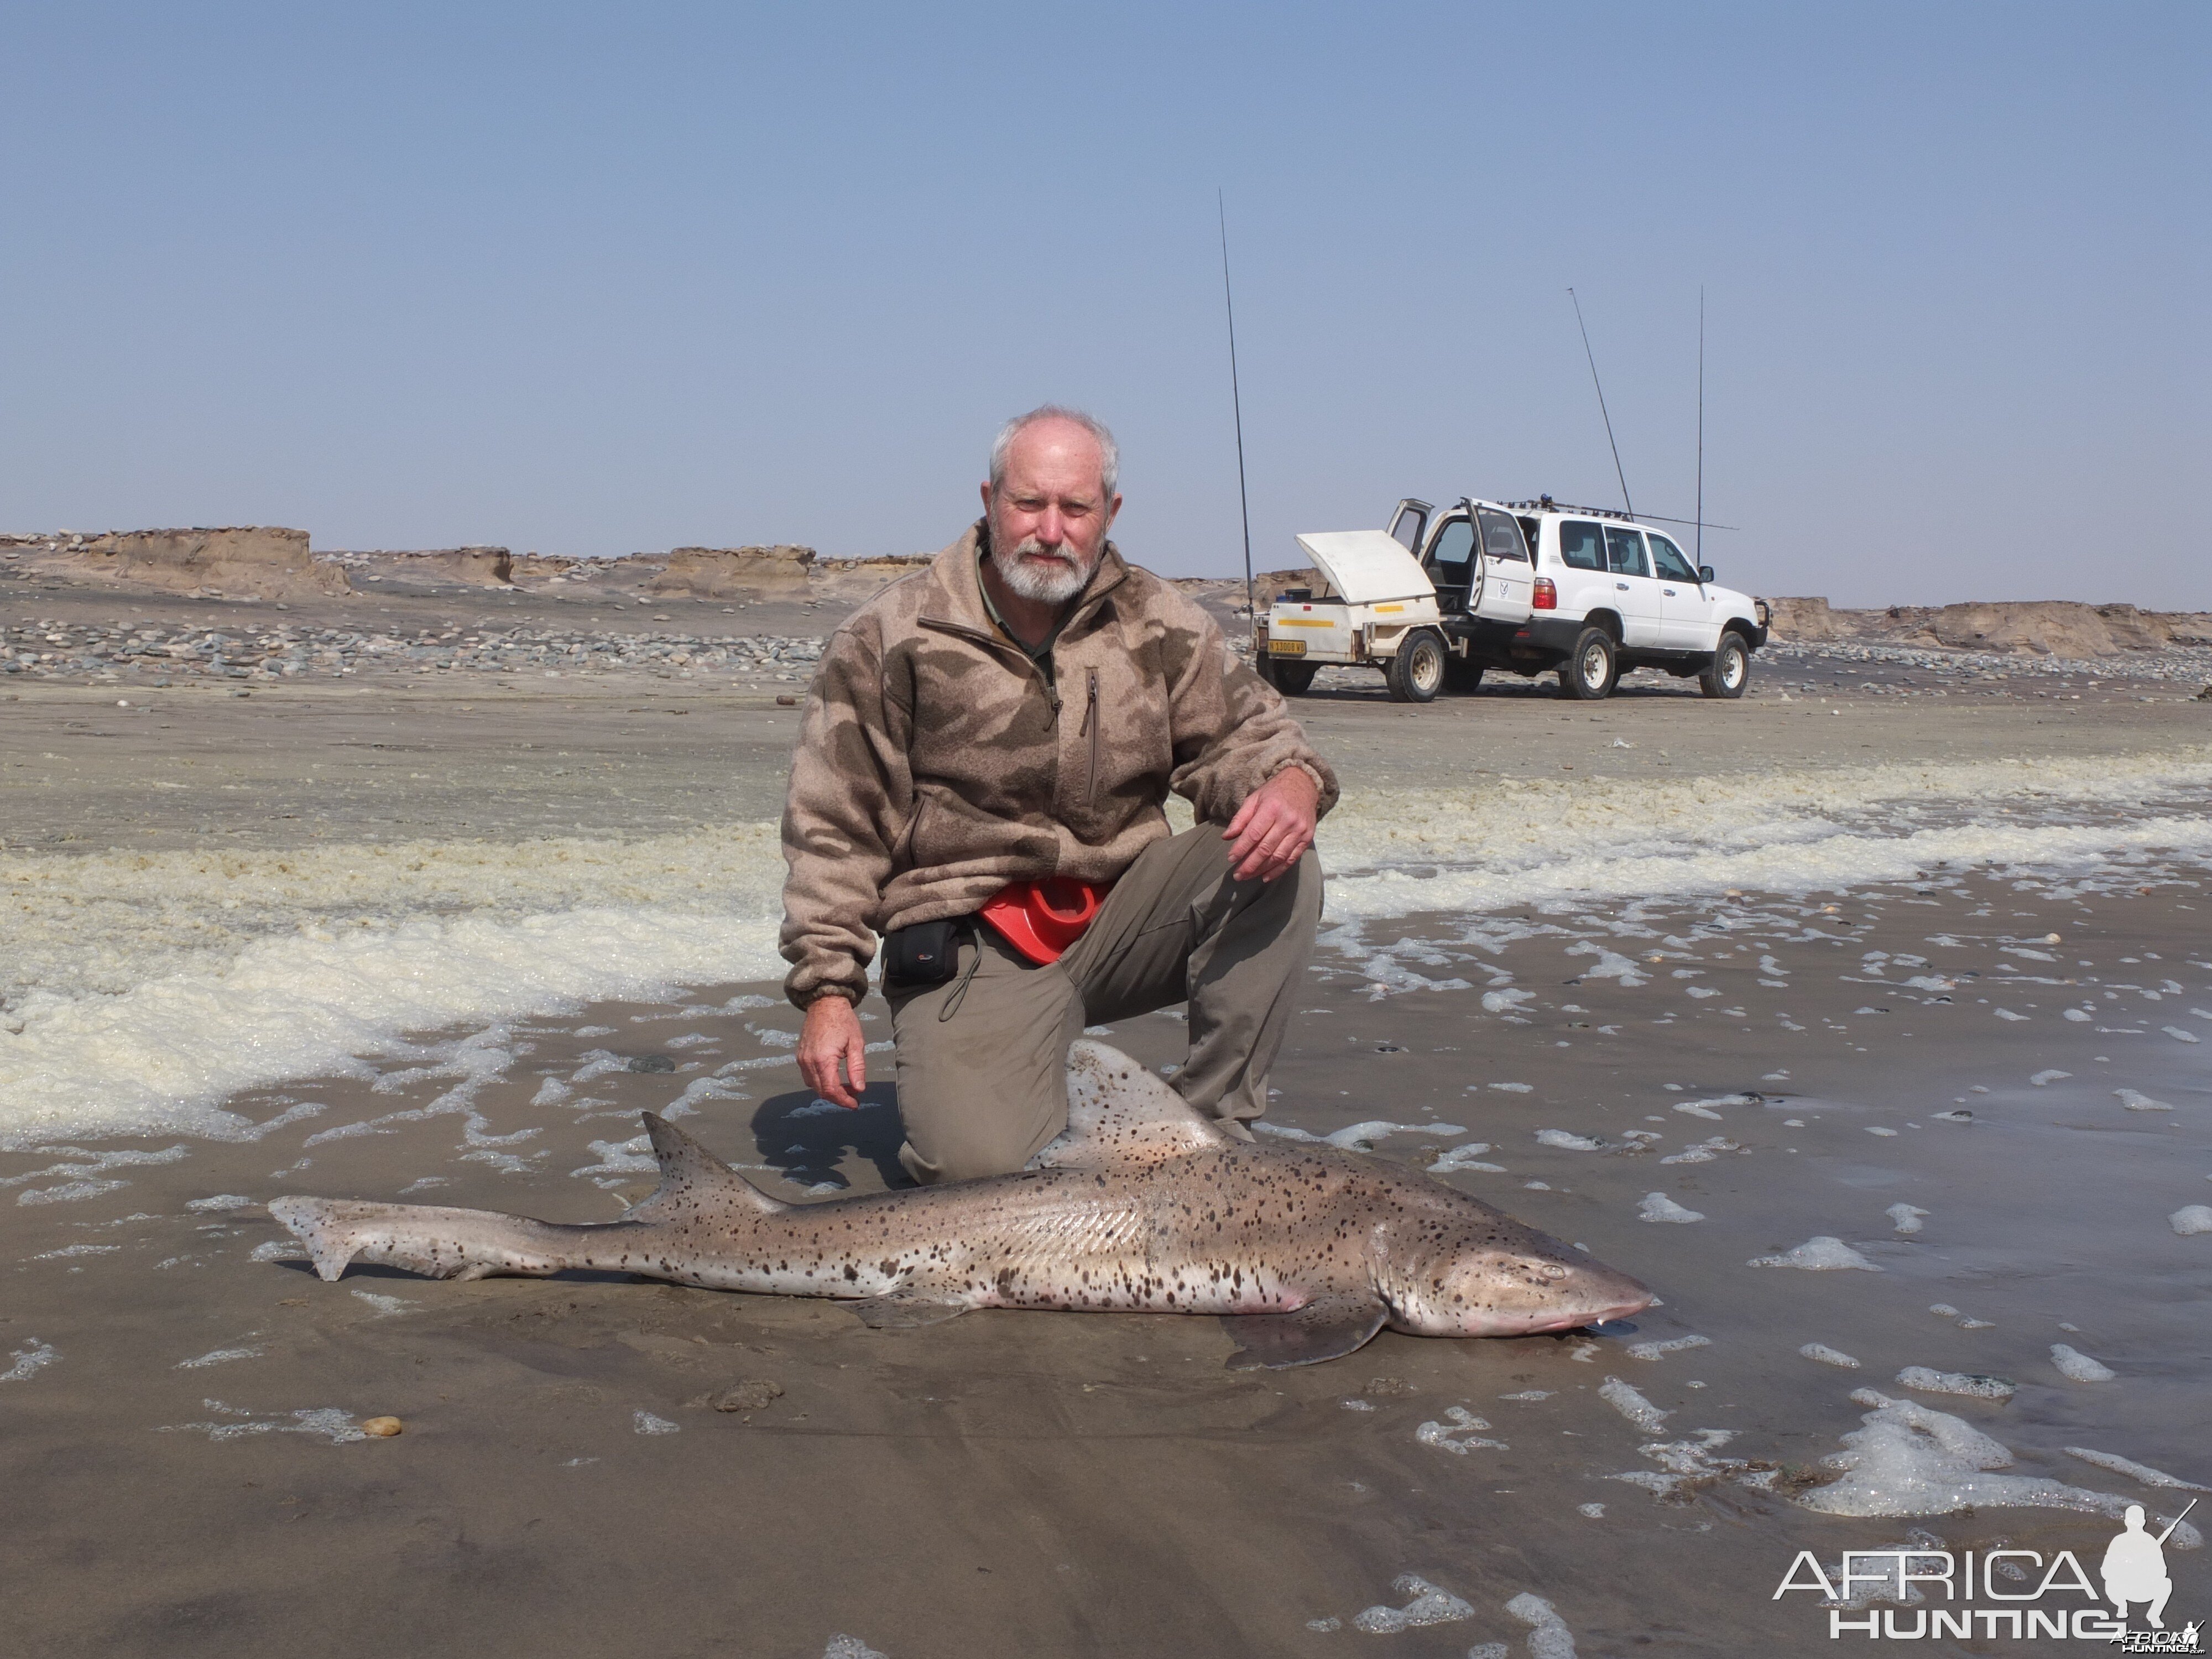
[978,877,1112,966]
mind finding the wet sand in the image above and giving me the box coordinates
[3,654,2206,852]
[4,623,2210,1656]
[6,877,2209,1655]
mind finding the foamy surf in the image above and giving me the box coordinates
[1317,750,2212,922]
[3,750,2210,1147]
[2,824,787,1146]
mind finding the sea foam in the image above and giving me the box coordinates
[10,753,2212,1149]
[2,827,786,1147]
[1801,1390,2203,1545]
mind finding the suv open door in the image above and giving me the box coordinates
[1421,499,1534,627]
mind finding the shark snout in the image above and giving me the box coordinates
[1526,1263,1656,1334]
[1509,1285,1655,1335]
[1401,1251,1656,1338]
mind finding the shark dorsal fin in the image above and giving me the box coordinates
[624,1112,786,1220]
[1028,1040,1234,1172]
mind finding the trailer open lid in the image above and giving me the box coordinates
[1292,530,1434,606]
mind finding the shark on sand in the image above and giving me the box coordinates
[269,1041,1652,1368]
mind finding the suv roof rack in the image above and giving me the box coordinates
[1499,496,1639,523]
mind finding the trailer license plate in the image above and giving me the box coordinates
[1267,639,1306,656]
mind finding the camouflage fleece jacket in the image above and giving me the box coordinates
[779,523,1339,1008]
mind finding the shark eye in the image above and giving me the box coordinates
[1535,1262,1569,1281]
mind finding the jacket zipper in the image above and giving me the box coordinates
[1080,666,1099,803]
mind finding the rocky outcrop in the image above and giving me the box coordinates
[1761,596,1850,641]
[810,554,932,600]
[357,547,515,587]
[510,553,584,583]
[1767,597,2212,655]
[1255,567,1322,604]
[647,545,816,599]
[1907,602,2190,656]
[58,528,350,600]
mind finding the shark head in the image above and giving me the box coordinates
[1376,1213,1655,1338]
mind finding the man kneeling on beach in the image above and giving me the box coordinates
[779,406,1338,1183]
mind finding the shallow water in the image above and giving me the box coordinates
[3,851,2206,1653]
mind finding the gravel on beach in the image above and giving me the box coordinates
[0,614,826,688]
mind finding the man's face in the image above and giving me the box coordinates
[982,418,1122,605]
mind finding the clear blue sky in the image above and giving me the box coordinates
[3,3,2204,608]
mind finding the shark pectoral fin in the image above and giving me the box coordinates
[1220,1295,1391,1371]
[1029,1040,1237,1172]
[847,1287,974,1331]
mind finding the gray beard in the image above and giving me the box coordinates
[991,534,1096,605]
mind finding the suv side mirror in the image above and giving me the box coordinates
[1697,564,1716,584]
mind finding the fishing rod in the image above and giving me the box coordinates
[2154,1498,2198,1547]
[1696,286,1705,567]
[1218,190,1256,624]
[1628,508,1739,532]
[1568,286,1633,519]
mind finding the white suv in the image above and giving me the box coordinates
[1258,495,1768,702]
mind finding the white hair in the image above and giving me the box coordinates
[988,405,1119,502]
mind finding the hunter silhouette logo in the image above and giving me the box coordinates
[1774,1498,2200,1644]
[2105,1504,2185,1629]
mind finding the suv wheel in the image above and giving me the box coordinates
[1259,655,1317,696]
[1443,657,1485,694]
[1384,629,1446,703]
[1699,632,1749,700]
[1558,627,1618,700]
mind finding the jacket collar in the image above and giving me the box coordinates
[919,520,1130,648]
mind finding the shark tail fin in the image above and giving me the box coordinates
[624,1112,786,1222]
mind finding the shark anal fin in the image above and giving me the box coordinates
[1028,1040,1234,1172]
[848,1287,973,1330]
[1220,1295,1390,1370]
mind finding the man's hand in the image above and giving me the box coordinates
[1222,765,1318,883]
[797,994,867,1109]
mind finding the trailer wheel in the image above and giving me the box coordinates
[1259,656,1317,696]
[1699,632,1750,700]
[1558,627,1618,700]
[1385,629,1446,703]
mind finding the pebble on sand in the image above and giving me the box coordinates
[361,1416,403,1437]
[711,1380,785,1413]
[2169,1205,2212,1237]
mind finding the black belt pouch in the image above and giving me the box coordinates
[882,917,965,992]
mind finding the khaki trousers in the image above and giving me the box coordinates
[884,825,1322,1184]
